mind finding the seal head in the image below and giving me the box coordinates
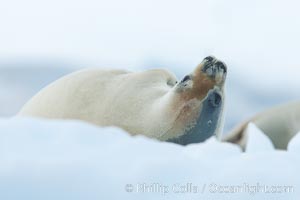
[166,56,227,145]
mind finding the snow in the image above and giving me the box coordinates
[245,123,275,153]
[288,132,300,153]
[0,117,299,200]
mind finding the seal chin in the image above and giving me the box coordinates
[167,88,224,145]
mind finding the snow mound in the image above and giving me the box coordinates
[245,123,275,153]
[0,117,299,200]
[288,132,300,153]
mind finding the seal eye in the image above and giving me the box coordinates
[209,92,222,107]
[181,75,191,83]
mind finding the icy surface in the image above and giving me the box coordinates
[245,123,275,153]
[288,132,300,153]
[0,117,299,200]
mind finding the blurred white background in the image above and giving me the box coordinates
[1,0,300,132]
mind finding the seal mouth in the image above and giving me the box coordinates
[167,88,224,145]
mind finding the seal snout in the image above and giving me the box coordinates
[215,61,227,74]
[202,56,227,78]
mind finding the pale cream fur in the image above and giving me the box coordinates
[19,58,226,141]
[223,101,300,150]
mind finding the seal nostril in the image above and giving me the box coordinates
[204,56,214,62]
[215,61,227,73]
